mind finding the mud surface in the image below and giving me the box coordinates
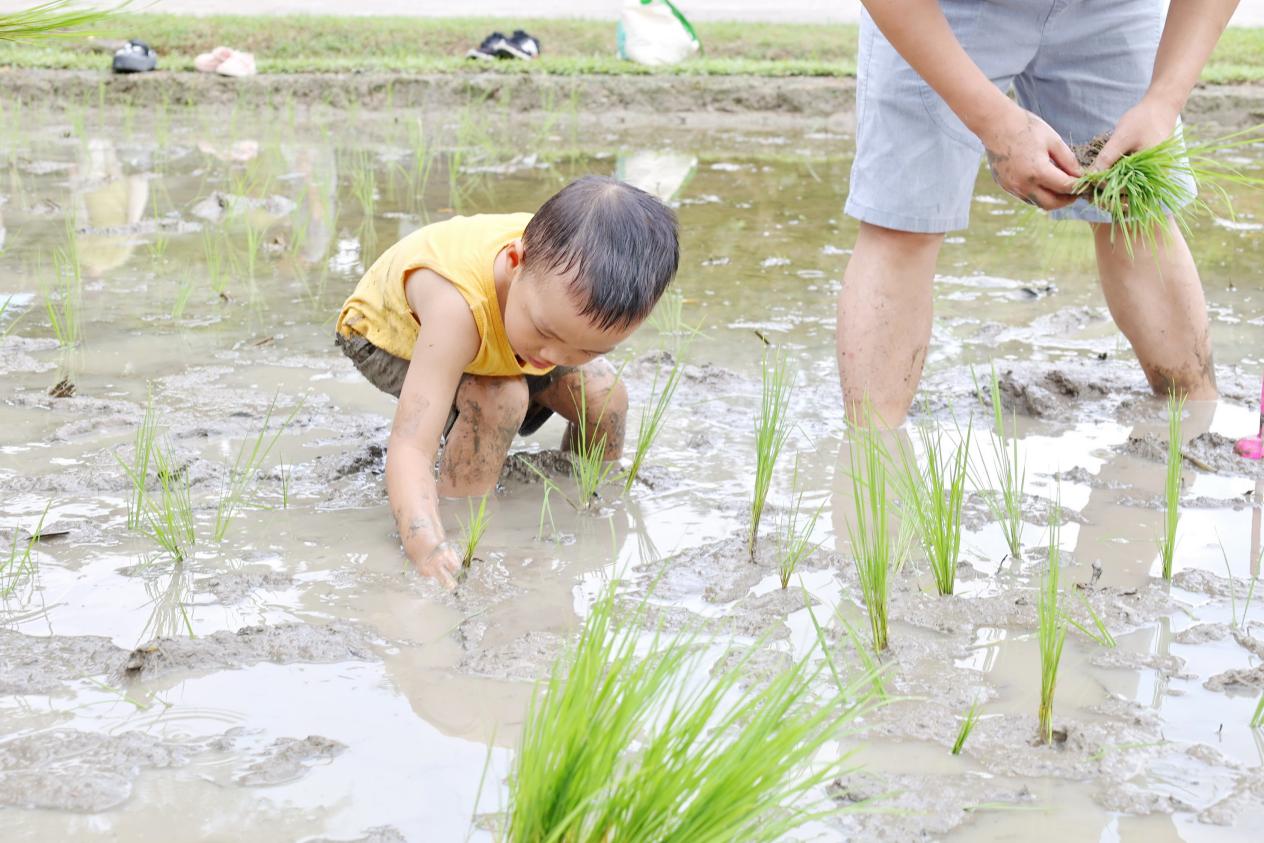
[2,102,1263,841]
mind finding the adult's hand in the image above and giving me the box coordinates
[979,103,1082,210]
[1089,97,1181,172]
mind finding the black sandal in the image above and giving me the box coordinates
[112,39,157,74]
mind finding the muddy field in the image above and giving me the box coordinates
[2,102,1264,841]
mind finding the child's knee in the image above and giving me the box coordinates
[456,375,530,427]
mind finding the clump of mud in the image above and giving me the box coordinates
[117,621,378,681]
[195,570,295,605]
[0,630,127,695]
[1072,132,1111,170]
[233,735,346,786]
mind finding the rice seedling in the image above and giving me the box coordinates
[565,370,624,512]
[803,588,889,702]
[749,347,795,562]
[1072,125,1264,259]
[44,238,83,348]
[171,273,195,320]
[846,417,899,652]
[203,230,229,296]
[504,580,880,842]
[0,292,26,337]
[972,363,1026,560]
[1160,390,1186,580]
[213,394,303,541]
[1065,589,1116,648]
[2,501,50,597]
[117,389,157,529]
[1037,503,1068,745]
[776,458,824,589]
[144,435,196,562]
[952,698,981,755]
[622,357,684,494]
[349,150,377,221]
[0,0,122,42]
[894,415,972,596]
[1251,693,1264,729]
[1216,533,1259,630]
[458,493,490,570]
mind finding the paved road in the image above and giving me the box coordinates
[4,1,1263,26]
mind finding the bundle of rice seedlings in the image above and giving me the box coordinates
[895,416,972,596]
[505,581,881,842]
[1073,125,1264,258]
[0,1,120,42]
[846,418,901,652]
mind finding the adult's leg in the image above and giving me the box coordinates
[1091,219,1216,398]
[838,223,945,426]
[530,359,627,461]
[438,374,529,497]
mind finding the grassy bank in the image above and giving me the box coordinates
[2,14,1262,81]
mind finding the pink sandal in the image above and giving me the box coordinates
[194,45,256,77]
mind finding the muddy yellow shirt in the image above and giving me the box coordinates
[335,213,552,377]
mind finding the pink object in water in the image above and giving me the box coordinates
[1235,375,1264,460]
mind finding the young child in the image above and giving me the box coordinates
[335,176,679,587]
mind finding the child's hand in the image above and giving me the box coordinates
[418,540,462,590]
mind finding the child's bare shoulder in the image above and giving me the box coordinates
[404,267,479,361]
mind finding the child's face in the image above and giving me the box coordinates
[504,268,638,370]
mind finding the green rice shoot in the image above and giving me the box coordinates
[458,493,490,570]
[623,357,684,494]
[749,347,795,562]
[566,369,624,511]
[1073,125,1264,259]
[952,698,981,755]
[213,393,303,541]
[775,457,824,589]
[1215,532,1259,629]
[1038,501,1068,746]
[504,579,880,842]
[144,435,196,562]
[1251,693,1264,729]
[846,416,897,652]
[44,238,83,349]
[1065,589,1116,649]
[895,416,972,596]
[972,363,1026,560]
[1160,390,1186,581]
[2,501,50,597]
[118,389,157,530]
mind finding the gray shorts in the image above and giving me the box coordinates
[845,0,1189,233]
[335,332,567,436]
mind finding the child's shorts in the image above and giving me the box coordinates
[845,0,1190,234]
[335,332,569,437]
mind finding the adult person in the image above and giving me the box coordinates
[838,0,1238,424]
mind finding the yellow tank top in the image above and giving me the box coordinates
[335,213,552,377]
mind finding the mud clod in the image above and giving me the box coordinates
[0,630,128,695]
[234,735,346,786]
[117,622,377,681]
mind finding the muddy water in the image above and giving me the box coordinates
[2,104,1263,841]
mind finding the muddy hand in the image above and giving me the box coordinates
[418,540,462,590]
[981,104,1080,211]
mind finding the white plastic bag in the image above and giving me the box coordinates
[617,0,701,67]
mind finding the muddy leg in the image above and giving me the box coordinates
[438,374,529,497]
[1092,219,1217,399]
[837,222,944,426]
[531,359,627,461]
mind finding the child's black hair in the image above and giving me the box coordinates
[521,176,679,330]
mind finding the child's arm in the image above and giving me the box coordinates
[386,268,481,588]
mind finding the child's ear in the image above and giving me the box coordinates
[506,238,524,270]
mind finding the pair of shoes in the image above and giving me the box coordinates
[194,46,257,77]
[466,30,540,61]
[112,39,157,73]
